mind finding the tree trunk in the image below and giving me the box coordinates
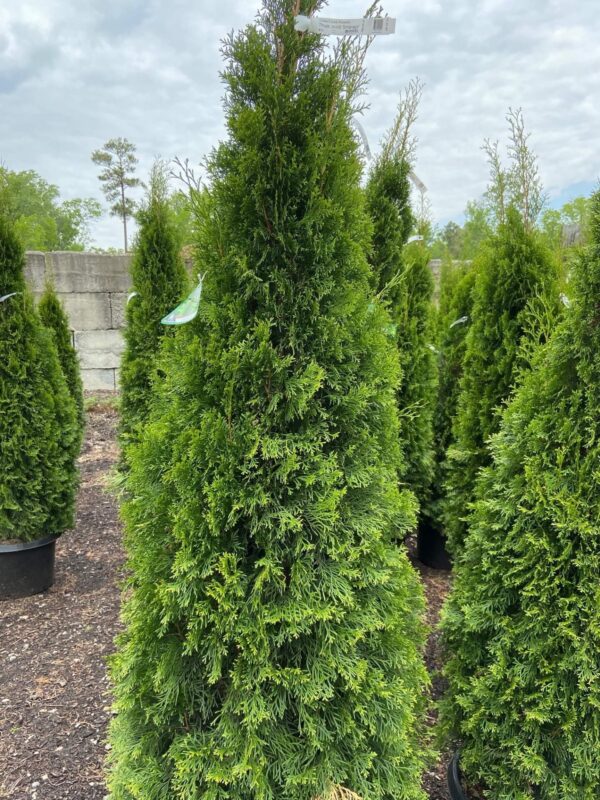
[121,182,128,252]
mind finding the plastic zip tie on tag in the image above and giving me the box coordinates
[294,15,396,36]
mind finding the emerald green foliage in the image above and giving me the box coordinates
[426,260,476,528]
[119,165,188,454]
[440,191,600,799]
[0,216,79,543]
[38,284,85,436]
[444,208,559,553]
[366,153,437,507]
[398,246,437,504]
[107,4,428,799]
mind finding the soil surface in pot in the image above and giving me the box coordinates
[0,398,453,799]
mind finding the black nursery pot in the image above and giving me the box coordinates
[448,752,468,800]
[417,517,452,570]
[0,535,57,600]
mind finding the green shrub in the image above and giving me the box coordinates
[366,154,437,508]
[444,208,558,553]
[38,283,85,436]
[440,190,600,798]
[119,162,188,453]
[426,260,476,530]
[107,4,429,799]
[0,216,79,542]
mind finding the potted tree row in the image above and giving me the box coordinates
[0,215,81,599]
[442,191,600,798]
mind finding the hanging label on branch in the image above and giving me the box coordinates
[294,15,396,36]
[352,119,372,160]
[127,291,139,305]
[0,292,21,303]
[450,315,469,329]
[161,277,204,326]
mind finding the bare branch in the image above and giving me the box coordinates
[380,77,423,166]
[505,107,546,229]
[482,138,508,227]
[170,157,203,195]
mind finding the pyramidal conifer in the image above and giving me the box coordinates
[426,260,475,531]
[440,190,600,798]
[0,216,79,542]
[365,100,436,509]
[119,161,188,452]
[107,3,428,799]
[444,208,558,553]
[38,283,85,437]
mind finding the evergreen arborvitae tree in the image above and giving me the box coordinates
[366,145,436,508]
[108,3,429,799]
[119,162,188,452]
[444,208,558,554]
[38,283,85,437]
[0,216,79,542]
[426,260,476,530]
[440,190,600,798]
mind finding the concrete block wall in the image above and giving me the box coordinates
[25,251,133,391]
[24,251,442,390]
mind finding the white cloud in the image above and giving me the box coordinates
[0,0,598,246]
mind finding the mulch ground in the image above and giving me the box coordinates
[0,402,452,800]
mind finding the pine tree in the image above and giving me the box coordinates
[38,283,85,437]
[440,190,600,799]
[365,112,436,509]
[107,4,428,799]
[0,216,79,543]
[119,162,188,454]
[444,208,558,554]
[425,260,475,530]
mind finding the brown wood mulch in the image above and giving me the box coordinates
[0,402,452,800]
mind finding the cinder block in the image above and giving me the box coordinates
[83,369,116,391]
[75,329,125,369]
[24,252,47,292]
[110,293,129,329]
[57,293,112,331]
[45,252,132,293]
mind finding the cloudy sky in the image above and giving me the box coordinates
[1,0,598,248]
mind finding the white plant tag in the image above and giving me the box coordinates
[450,315,469,329]
[294,15,396,36]
[0,292,20,303]
[407,235,424,244]
[409,171,427,194]
[352,119,372,160]
[127,291,139,305]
